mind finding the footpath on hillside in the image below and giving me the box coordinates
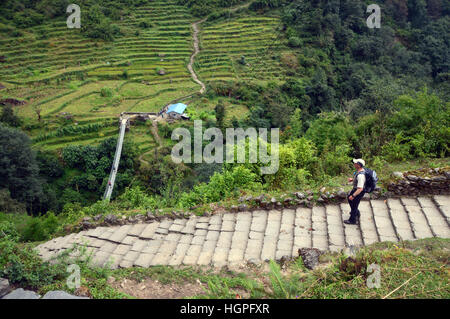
[104,18,207,199]
[36,195,450,269]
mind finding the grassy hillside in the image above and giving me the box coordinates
[0,0,285,151]
[0,0,448,214]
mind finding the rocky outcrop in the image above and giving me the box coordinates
[1,288,89,299]
[387,167,450,196]
[298,248,322,269]
[41,290,89,299]
[2,288,40,299]
[0,278,11,297]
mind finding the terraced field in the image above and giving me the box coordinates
[0,1,195,84]
[197,15,289,83]
[0,1,291,153]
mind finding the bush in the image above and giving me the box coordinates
[0,220,20,242]
[381,133,411,162]
[264,142,313,190]
[0,105,22,127]
[0,237,65,289]
[117,186,158,210]
[322,143,352,176]
[306,112,356,155]
[13,9,44,28]
[138,21,153,28]
[386,91,449,158]
[21,212,59,242]
[100,87,114,97]
[179,166,259,207]
[288,36,302,48]
[0,189,26,214]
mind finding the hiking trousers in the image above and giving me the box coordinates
[347,189,366,223]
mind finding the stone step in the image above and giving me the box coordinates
[339,203,364,247]
[370,200,398,242]
[35,196,450,269]
[400,198,434,239]
[325,205,345,252]
[386,198,415,241]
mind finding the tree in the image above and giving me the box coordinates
[306,67,336,114]
[289,108,303,138]
[385,0,409,24]
[427,0,443,19]
[418,17,450,78]
[215,100,226,129]
[0,188,26,214]
[408,0,429,28]
[0,124,42,212]
[0,105,21,127]
[33,105,42,122]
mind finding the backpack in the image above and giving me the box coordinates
[359,168,378,193]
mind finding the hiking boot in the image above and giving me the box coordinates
[344,219,357,225]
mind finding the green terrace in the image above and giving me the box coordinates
[0,0,296,154]
[196,16,288,82]
[0,1,195,83]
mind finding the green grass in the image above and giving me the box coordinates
[1,0,297,158]
[27,238,449,299]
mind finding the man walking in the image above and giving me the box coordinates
[345,159,366,225]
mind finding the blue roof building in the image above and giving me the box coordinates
[166,103,187,114]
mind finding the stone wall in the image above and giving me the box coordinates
[387,167,450,196]
[76,167,449,231]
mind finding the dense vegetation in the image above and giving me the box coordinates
[0,123,139,214]
[0,0,448,300]
[0,0,448,226]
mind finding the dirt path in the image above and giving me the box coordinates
[188,19,207,94]
[138,120,163,167]
[185,3,251,94]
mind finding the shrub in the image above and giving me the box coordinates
[138,21,153,28]
[100,87,114,97]
[21,212,59,242]
[386,91,450,158]
[179,166,259,207]
[280,52,299,69]
[0,237,65,289]
[13,9,44,28]
[1,105,22,127]
[306,112,356,155]
[0,220,20,242]
[0,189,26,214]
[264,143,313,190]
[322,143,352,176]
[288,36,302,48]
[117,186,158,210]
[11,29,23,37]
[381,133,411,162]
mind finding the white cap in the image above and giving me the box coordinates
[353,158,365,167]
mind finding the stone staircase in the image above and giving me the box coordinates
[35,195,450,269]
